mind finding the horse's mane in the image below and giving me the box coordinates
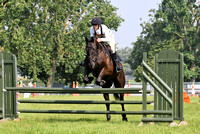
[89,37,95,42]
[87,37,98,43]
[86,37,102,50]
[86,37,112,60]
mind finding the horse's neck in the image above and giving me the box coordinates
[96,42,103,51]
[100,43,112,60]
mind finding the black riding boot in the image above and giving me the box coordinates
[112,53,122,72]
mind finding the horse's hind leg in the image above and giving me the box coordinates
[103,93,111,121]
[120,93,128,121]
[114,71,127,121]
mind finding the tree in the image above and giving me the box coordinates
[155,0,200,82]
[117,47,133,76]
[127,12,180,81]
[128,0,200,82]
[0,0,124,87]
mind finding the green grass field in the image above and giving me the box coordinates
[0,95,199,134]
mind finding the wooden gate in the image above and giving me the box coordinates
[154,50,184,121]
[0,53,3,119]
[0,52,17,119]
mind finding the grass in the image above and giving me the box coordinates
[0,95,199,134]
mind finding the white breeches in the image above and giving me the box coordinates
[107,34,115,53]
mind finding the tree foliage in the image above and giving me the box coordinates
[117,47,133,76]
[0,0,123,87]
[128,0,200,82]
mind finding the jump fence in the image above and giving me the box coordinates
[0,50,184,122]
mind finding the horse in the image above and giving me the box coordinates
[83,37,128,121]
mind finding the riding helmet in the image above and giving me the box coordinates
[91,17,102,25]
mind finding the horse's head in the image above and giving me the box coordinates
[85,37,98,51]
[85,37,102,69]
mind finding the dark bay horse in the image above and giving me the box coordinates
[83,37,127,121]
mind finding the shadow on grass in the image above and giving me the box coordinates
[20,113,143,124]
[39,117,142,124]
[45,117,99,123]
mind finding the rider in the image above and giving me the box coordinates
[87,17,122,72]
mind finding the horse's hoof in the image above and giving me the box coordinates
[100,82,105,86]
[100,80,106,86]
[96,80,101,86]
[122,117,128,122]
[107,114,111,121]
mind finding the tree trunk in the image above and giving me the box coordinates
[46,57,58,88]
[190,50,197,83]
[46,36,59,88]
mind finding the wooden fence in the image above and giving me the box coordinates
[0,50,184,122]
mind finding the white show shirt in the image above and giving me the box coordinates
[90,24,116,52]
[90,24,113,42]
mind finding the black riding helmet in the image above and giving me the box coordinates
[91,17,102,25]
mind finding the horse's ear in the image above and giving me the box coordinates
[85,37,88,42]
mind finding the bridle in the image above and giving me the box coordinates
[86,41,104,62]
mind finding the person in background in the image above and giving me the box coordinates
[19,78,23,87]
[28,81,33,87]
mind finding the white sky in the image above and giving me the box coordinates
[110,0,162,48]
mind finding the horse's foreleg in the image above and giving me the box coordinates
[96,68,107,86]
[103,93,111,121]
[120,93,128,121]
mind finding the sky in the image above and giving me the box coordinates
[110,0,162,49]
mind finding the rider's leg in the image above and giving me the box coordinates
[111,52,122,72]
[108,37,122,72]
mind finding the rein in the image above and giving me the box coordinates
[86,40,112,67]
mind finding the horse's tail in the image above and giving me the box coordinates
[113,93,120,100]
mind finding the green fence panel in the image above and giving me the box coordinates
[2,52,18,119]
[0,53,4,119]
[155,50,184,121]
[142,54,173,122]
[142,52,147,120]
[142,50,184,122]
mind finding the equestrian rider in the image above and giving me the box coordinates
[89,17,122,72]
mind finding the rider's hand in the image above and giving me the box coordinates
[97,38,102,42]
